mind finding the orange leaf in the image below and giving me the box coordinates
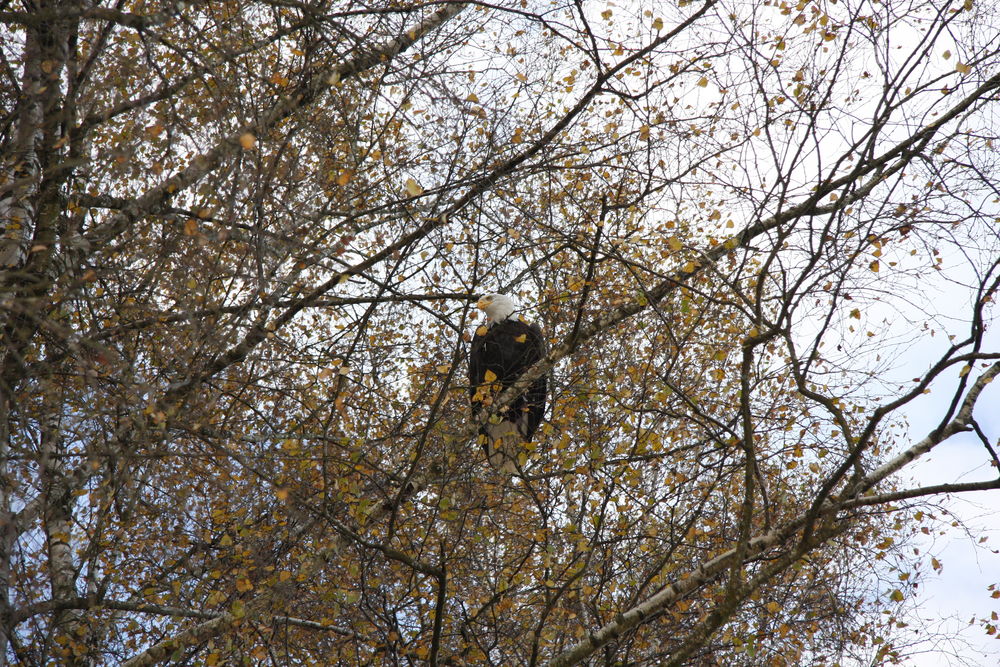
[404,178,423,196]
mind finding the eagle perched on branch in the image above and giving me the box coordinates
[468,293,547,470]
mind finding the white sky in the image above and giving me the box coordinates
[905,380,1000,666]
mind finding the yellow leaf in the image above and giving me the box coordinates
[207,652,220,666]
[184,218,198,236]
[667,237,682,251]
[239,132,256,149]
[514,334,527,343]
[638,125,650,140]
[652,17,663,30]
[237,578,253,592]
[697,76,709,88]
[476,325,488,336]
[956,62,971,74]
[849,308,861,319]
[869,260,879,272]
[765,601,781,614]
[336,169,354,186]
[279,570,292,582]
[404,178,423,196]
[466,92,479,103]
[942,49,952,60]
[484,369,498,383]
[681,261,697,273]
[889,589,904,602]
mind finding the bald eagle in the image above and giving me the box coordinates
[468,294,547,471]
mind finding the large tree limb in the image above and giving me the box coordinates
[850,361,1000,495]
[543,361,1000,666]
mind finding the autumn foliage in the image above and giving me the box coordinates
[2,0,1000,665]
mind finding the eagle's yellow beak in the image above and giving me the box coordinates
[476,296,492,310]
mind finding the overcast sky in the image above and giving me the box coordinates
[893,317,1000,665]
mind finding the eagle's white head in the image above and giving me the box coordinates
[476,293,516,325]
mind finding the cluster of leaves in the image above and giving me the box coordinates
[2,0,999,665]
